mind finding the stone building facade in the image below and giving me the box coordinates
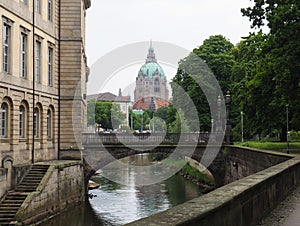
[0,0,90,197]
[133,43,169,110]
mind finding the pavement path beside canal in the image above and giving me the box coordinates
[257,185,300,226]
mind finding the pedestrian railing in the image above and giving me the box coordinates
[82,132,210,145]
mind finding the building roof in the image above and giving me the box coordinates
[155,100,170,109]
[87,92,131,103]
[133,98,170,110]
[132,98,148,110]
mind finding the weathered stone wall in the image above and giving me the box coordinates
[224,146,290,183]
[15,161,85,225]
[59,0,89,149]
[0,168,7,198]
[126,156,300,226]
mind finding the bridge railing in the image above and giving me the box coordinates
[82,132,210,145]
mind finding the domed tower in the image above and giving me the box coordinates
[134,42,169,110]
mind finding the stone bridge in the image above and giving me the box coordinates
[82,144,225,186]
[60,134,291,189]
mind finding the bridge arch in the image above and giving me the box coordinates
[82,145,224,188]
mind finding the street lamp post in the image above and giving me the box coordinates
[286,104,289,154]
[215,95,222,133]
[241,111,244,143]
[225,91,232,145]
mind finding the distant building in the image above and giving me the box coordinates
[87,90,131,126]
[133,42,169,110]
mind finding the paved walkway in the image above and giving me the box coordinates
[258,185,300,226]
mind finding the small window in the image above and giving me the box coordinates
[35,0,41,14]
[35,41,41,83]
[47,109,52,138]
[20,0,27,4]
[1,103,8,137]
[48,47,53,86]
[33,108,39,138]
[19,106,25,137]
[20,33,27,78]
[3,23,11,73]
[48,0,52,21]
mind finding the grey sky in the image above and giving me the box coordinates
[86,0,253,95]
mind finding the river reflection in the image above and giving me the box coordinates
[89,154,201,225]
[40,154,201,226]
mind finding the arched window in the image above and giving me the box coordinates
[47,109,52,139]
[1,103,8,137]
[19,106,25,138]
[33,107,39,138]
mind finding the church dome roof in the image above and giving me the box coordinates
[139,62,165,79]
[138,42,165,80]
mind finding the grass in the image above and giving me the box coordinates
[234,141,300,154]
[181,163,213,185]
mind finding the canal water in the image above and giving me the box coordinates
[40,154,202,226]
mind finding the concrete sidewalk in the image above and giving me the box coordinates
[258,185,300,226]
[282,198,300,226]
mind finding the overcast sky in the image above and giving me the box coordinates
[86,0,253,96]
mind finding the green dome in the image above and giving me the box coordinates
[140,62,165,79]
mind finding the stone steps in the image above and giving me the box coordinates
[0,164,49,225]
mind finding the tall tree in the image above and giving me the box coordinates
[87,100,126,130]
[241,0,300,140]
[172,35,234,131]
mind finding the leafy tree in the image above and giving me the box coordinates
[111,103,126,129]
[172,35,234,132]
[193,35,235,93]
[129,110,150,131]
[87,100,126,130]
[168,109,190,133]
[240,0,300,140]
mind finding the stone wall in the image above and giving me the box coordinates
[0,168,7,198]
[14,161,85,225]
[224,146,291,183]
[125,154,300,226]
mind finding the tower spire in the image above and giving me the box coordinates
[146,40,157,63]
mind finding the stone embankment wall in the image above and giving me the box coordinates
[126,149,300,226]
[224,146,291,183]
[15,161,85,225]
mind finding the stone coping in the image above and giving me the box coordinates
[125,156,300,226]
[228,145,296,158]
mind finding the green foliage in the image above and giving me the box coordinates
[238,0,300,140]
[168,108,190,133]
[235,141,300,152]
[87,99,126,130]
[171,35,234,132]
[181,163,213,185]
[129,110,151,131]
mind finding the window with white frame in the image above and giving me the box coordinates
[1,103,8,137]
[20,33,27,78]
[48,47,53,86]
[19,106,25,138]
[33,107,39,138]
[3,23,11,73]
[35,40,41,83]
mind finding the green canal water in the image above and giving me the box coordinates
[40,154,202,226]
